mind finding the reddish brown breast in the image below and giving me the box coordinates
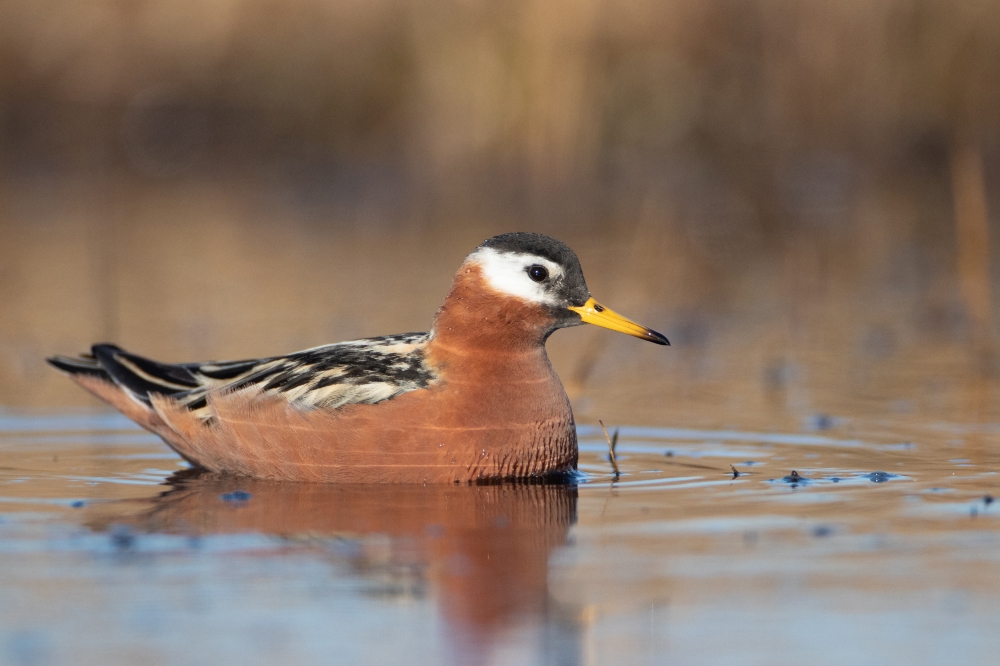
[420,263,579,473]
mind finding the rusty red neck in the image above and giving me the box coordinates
[428,263,556,356]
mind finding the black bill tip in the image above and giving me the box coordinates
[645,329,670,346]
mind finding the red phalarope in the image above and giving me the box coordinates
[49,233,668,483]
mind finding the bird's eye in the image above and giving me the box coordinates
[527,264,548,282]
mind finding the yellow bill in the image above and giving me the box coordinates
[568,298,670,345]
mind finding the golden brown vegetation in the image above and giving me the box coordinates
[0,1,996,434]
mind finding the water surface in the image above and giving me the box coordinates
[2,410,998,665]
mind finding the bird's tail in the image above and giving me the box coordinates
[48,344,200,405]
[47,351,109,380]
[47,344,206,466]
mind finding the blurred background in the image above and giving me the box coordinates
[1,0,998,432]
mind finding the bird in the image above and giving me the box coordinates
[48,232,669,483]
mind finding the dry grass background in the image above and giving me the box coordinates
[1,0,998,431]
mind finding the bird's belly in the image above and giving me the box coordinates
[158,377,578,483]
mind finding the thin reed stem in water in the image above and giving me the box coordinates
[599,420,620,481]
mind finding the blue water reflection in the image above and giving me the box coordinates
[3,413,1000,665]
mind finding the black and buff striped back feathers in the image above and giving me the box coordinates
[48,333,436,421]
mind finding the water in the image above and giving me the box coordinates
[2,411,998,665]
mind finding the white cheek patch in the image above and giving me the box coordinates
[467,247,564,305]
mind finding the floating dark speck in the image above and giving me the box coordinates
[868,471,892,483]
[984,495,994,506]
[812,525,833,538]
[808,414,835,430]
[771,470,810,488]
[110,525,135,550]
[783,470,806,483]
[70,500,85,508]
[221,491,252,503]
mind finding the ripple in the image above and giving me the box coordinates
[0,410,140,433]
[577,425,869,448]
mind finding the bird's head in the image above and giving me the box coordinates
[457,232,669,345]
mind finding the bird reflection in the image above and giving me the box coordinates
[93,471,580,664]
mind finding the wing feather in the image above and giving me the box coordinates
[178,332,434,418]
[49,333,436,425]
